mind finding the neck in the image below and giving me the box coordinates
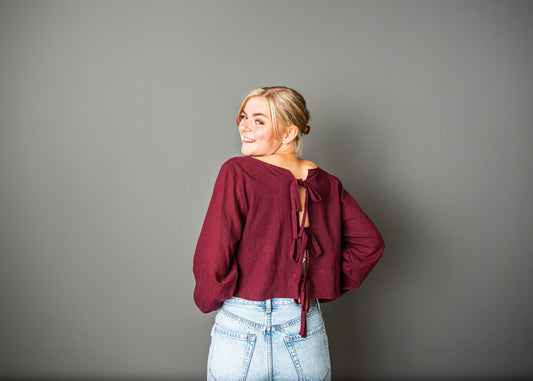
[253,152,299,165]
[271,140,297,156]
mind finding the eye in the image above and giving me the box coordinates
[255,119,264,125]
[240,114,248,121]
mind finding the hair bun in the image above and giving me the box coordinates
[303,125,310,135]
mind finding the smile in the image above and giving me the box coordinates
[241,136,256,143]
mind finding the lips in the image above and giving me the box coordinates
[241,135,256,143]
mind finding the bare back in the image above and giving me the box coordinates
[251,154,317,277]
[252,154,316,234]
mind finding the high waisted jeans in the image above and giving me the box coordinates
[207,297,331,381]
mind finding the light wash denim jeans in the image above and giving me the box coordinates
[207,297,331,381]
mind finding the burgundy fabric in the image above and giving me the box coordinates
[193,156,384,336]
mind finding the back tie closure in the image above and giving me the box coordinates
[288,178,322,337]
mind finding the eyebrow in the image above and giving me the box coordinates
[242,111,268,118]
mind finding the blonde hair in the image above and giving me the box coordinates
[236,86,311,155]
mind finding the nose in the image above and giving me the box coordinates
[240,120,251,131]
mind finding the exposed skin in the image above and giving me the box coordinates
[238,96,315,276]
[238,96,317,182]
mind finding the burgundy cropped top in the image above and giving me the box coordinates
[193,156,384,337]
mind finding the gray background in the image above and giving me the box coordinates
[1,0,532,380]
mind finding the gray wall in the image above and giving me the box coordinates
[1,1,532,379]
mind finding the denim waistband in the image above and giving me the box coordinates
[223,296,320,308]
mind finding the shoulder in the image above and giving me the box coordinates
[222,155,247,167]
[219,156,250,173]
[300,158,318,171]
[215,156,257,183]
[319,167,341,183]
[210,157,250,195]
[311,164,343,190]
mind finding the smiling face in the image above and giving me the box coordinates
[238,96,282,157]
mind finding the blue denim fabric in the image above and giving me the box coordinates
[207,297,331,381]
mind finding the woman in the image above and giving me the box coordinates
[193,86,384,380]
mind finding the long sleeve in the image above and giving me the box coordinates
[193,162,247,313]
[340,186,385,292]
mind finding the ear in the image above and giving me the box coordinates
[282,125,299,144]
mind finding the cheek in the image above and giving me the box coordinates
[263,132,277,144]
[255,128,272,140]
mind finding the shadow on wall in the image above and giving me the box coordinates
[317,119,451,379]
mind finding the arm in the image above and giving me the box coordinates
[340,186,385,292]
[193,162,246,312]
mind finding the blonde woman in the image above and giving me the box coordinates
[193,86,384,380]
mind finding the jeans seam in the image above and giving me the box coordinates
[208,328,256,381]
[210,298,329,380]
[283,323,330,381]
[225,297,297,306]
[241,334,256,381]
[283,337,304,381]
[321,366,331,381]
[219,307,266,330]
[273,307,319,331]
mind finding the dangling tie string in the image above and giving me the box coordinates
[288,178,322,338]
[304,228,322,258]
[293,230,309,262]
[298,273,311,338]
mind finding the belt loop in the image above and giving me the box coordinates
[316,298,321,311]
[266,299,272,313]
